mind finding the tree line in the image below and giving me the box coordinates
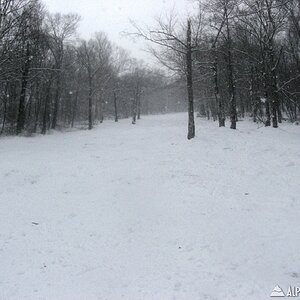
[133,0,300,138]
[0,0,185,136]
[1,0,299,139]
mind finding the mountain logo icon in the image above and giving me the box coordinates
[270,285,285,297]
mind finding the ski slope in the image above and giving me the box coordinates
[0,113,300,300]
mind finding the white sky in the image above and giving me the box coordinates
[43,0,194,65]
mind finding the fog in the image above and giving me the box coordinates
[43,0,193,63]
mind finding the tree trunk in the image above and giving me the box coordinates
[213,49,225,127]
[278,101,282,123]
[261,61,271,126]
[263,69,271,126]
[269,47,279,128]
[137,92,141,120]
[33,96,41,133]
[186,19,195,140]
[132,93,137,124]
[71,88,78,128]
[240,92,245,118]
[250,67,258,122]
[88,75,93,130]
[265,95,271,126]
[99,99,104,123]
[225,6,237,130]
[1,83,9,135]
[1,98,7,135]
[51,66,62,129]
[113,91,118,122]
[16,42,30,135]
[41,80,52,135]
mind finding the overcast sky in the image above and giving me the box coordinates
[43,0,193,65]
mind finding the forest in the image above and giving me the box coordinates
[0,0,299,138]
[1,1,300,299]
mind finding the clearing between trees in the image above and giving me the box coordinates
[0,113,299,300]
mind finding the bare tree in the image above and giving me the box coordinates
[130,13,201,139]
[16,0,44,134]
[45,12,80,129]
[77,32,112,129]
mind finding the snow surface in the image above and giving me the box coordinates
[0,113,300,300]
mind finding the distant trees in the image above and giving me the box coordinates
[0,0,180,136]
[111,46,130,123]
[0,0,299,138]
[131,0,299,134]
[192,0,299,128]
[76,34,112,130]
[131,14,200,139]
[46,12,80,129]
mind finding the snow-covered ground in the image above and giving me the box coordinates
[1,113,300,300]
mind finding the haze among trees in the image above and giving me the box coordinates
[0,0,299,139]
[132,0,300,137]
[1,1,300,299]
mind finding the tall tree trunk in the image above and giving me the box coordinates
[250,68,257,122]
[137,91,141,120]
[41,80,52,135]
[269,46,279,128]
[71,88,78,128]
[278,101,282,123]
[113,91,118,122]
[186,19,195,139]
[1,98,7,135]
[33,98,41,133]
[16,42,30,135]
[99,99,104,123]
[26,90,34,121]
[265,1,280,128]
[51,67,62,129]
[213,48,225,127]
[265,99,271,126]
[123,98,129,119]
[132,92,137,124]
[239,92,245,118]
[262,63,271,126]
[225,6,237,130]
[88,75,93,130]
[95,97,99,121]
[1,83,8,135]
